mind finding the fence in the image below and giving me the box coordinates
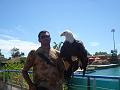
[70,74,120,90]
[0,70,120,90]
[0,70,32,90]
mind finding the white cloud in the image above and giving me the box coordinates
[89,42,100,47]
[0,34,39,58]
[0,34,18,40]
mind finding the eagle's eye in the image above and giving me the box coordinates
[63,32,66,34]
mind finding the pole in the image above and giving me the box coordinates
[111,29,115,51]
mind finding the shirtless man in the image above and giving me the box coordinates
[22,31,64,90]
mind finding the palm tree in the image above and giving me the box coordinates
[53,42,63,51]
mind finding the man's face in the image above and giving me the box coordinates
[39,32,51,44]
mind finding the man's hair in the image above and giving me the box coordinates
[38,30,50,39]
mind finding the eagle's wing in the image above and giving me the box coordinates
[60,42,71,59]
[75,40,88,76]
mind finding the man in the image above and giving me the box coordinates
[22,31,64,90]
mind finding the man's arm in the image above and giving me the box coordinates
[22,50,35,87]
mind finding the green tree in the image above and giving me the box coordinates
[0,49,6,68]
[0,49,5,60]
[0,49,1,56]
[20,52,25,57]
[11,48,25,58]
[118,53,120,57]
[87,51,92,56]
[53,42,63,51]
[11,47,20,58]
[94,51,108,55]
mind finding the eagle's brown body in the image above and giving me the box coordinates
[60,40,88,79]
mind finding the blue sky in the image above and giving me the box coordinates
[0,0,120,58]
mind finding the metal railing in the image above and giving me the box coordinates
[0,70,120,90]
[70,74,120,90]
[0,70,32,90]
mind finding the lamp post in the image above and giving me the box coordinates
[111,29,115,51]
[111,29,118,64]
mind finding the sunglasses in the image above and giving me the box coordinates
[40,35,50,39]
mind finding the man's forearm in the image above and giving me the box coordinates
[22,70,34,86]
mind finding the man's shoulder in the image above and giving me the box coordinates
[28,47,41,57]
[28,50,36,56]
[27,50,36,59]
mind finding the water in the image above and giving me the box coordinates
[89,66,120,76]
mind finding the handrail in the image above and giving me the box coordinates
[0,70,31,90]
[0,70,120,90]
[1,70,120,79]
[0,70,32,73]
[73,73,120,90]
[74,74,120,79]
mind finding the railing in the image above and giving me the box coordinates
[0,70,120,90]
[0,70,32,90]
[70,74,120,90]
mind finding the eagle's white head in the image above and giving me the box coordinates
[60,31,75,43]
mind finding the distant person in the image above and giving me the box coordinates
[22,30,64,90]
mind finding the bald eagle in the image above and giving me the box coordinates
[60,31,88,80]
